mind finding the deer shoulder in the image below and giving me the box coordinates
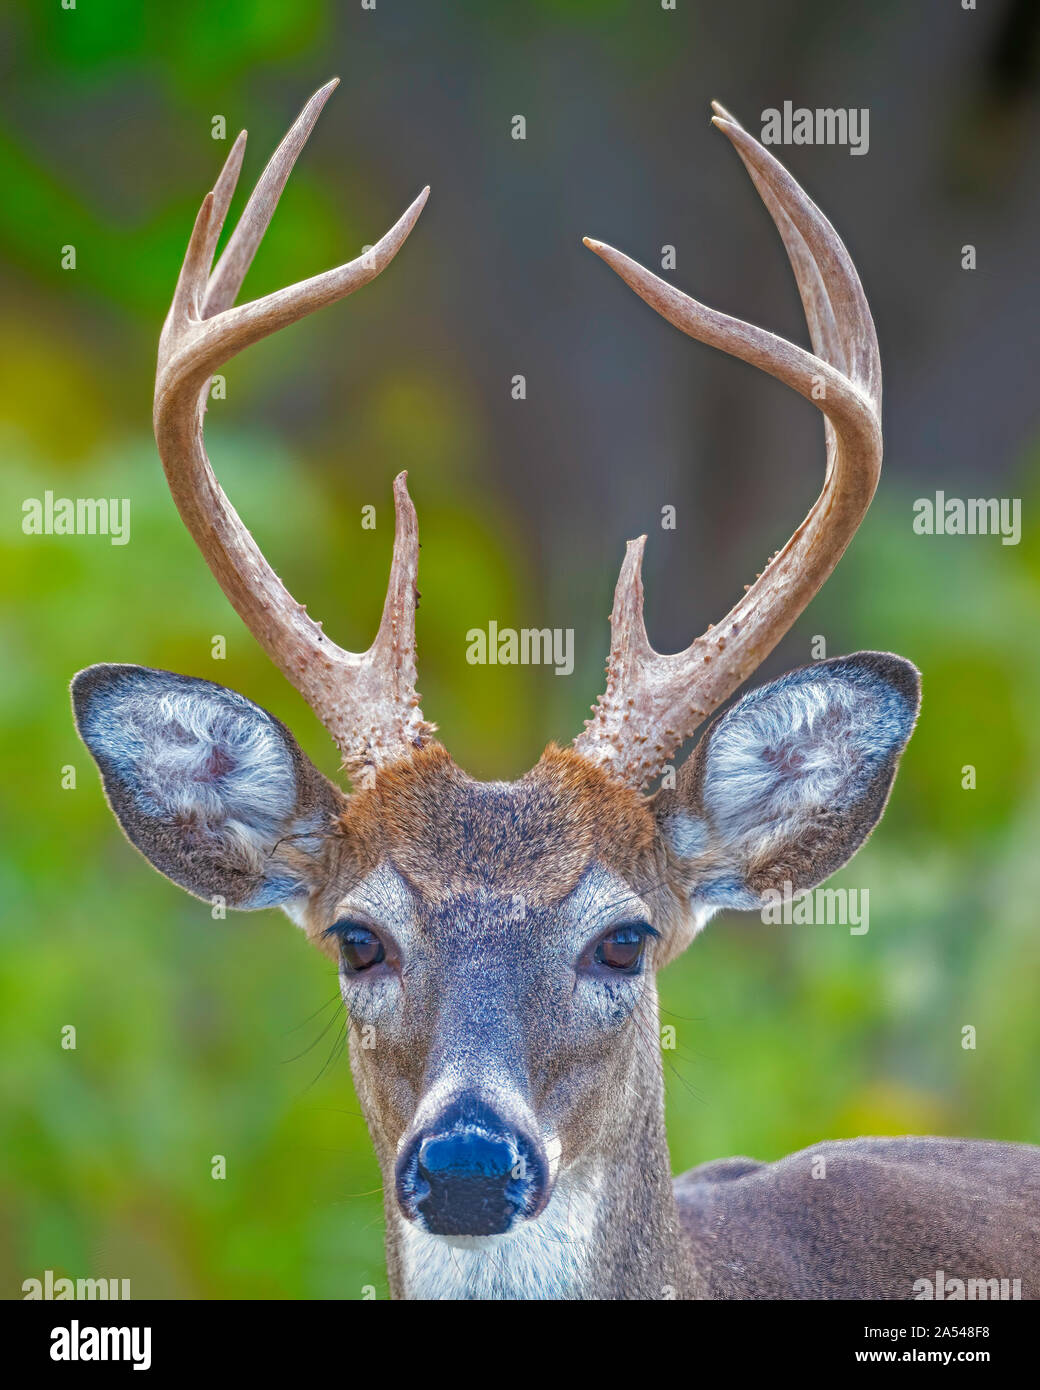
[675,1137,1040,1299]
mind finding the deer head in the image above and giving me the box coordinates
[73,83,919,1293]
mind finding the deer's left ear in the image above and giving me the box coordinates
[655,652,920,931]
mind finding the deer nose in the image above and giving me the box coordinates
[395,1097,549,1237]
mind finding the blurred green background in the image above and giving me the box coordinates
[2,0,1038,1297]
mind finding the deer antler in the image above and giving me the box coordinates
[153,78,435,782]
[573,102,882,791]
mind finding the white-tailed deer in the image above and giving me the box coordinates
[73,82,1039,1300]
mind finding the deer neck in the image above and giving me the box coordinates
[377,1004,693,1300]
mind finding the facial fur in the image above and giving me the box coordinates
[297,744,671,1185]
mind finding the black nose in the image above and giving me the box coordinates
[396,1097,548,1236]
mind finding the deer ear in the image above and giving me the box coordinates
[72,664,345,912]
[656,652,920,922]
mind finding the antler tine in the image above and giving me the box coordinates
[199,130,248,298]
[709,101,879,407]
[153,82,435,782]
[573,106,882,791]
[203,78,340,319]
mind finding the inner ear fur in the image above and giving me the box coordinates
[654,652,921,905]
[72,664,347,910]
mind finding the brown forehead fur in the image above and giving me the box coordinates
[332,741,657,906]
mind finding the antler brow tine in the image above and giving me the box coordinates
[153,80,435,782]
[573,102,882,791]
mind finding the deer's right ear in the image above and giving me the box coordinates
[654,653,920,948]
[72,664,346,913]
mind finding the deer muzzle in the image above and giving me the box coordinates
[394,1095,551,1237]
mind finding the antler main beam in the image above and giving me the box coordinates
[573,102,882,790]
[153,79,435,781]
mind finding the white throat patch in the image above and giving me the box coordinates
[394,1165,602,1300]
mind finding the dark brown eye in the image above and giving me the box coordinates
[594,926,648,972]
[334,923,386,972]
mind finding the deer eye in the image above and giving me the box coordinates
[331,922,386,973]
[594,924,651,973]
